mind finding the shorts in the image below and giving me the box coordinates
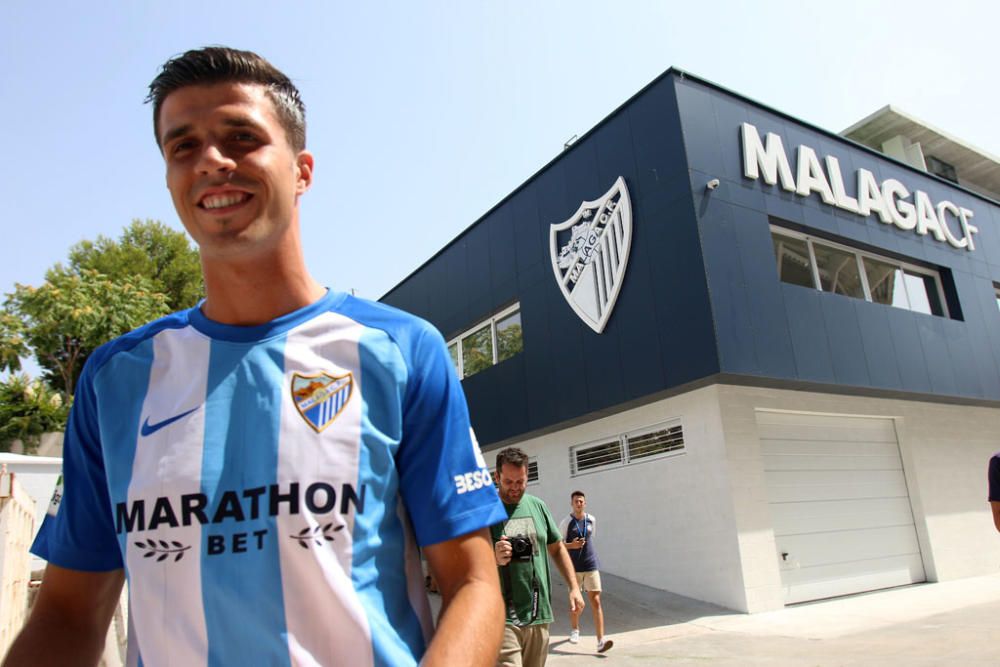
[574,570,601,593]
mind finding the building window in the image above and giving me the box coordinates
[570,419,685,476]
[527,457,539,485]
[770,225,948,317]
[812,242,866,299]
[571,439,623,474]
[461,323,494,377]
[772,234,813,289]
[625,422,685,461]
[926,155,959,184]
[448,303,523,379]
[496,310,523,362]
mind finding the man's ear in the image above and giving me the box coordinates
[295,150,314,195]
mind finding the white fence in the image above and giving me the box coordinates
[0,466,36,660]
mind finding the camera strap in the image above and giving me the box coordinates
[501,554,539,627]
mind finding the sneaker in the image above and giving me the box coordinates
[597,638,614,653]
[568,629,580,644]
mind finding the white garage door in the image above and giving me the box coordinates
[757,411,925,604]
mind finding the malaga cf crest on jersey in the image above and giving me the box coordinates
[291,372,354,432]
[549,176,633,333]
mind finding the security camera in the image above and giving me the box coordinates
[706,178,720,191]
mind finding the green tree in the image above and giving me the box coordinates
[0,374,71,453]
[67,219,203,310]
[0,312,28,374]
[3,269,171,396]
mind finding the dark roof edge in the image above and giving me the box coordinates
[379,66,687,302]
[380,67,999,302]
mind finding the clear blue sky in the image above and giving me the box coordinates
[1,1,995,311]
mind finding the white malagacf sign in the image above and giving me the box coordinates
[740,123,978,251]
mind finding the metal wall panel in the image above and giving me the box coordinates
[679,75,1000,400]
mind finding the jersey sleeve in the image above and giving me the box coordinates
[31,358,123,571]
[557,515,571,542]
[541,502,562,546]
[989,454,1000,502]
[396,320,506,546]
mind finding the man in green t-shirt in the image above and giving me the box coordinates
[491,447,585,666]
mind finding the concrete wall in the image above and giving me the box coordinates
[495,385,752,612]
[713,387,786,612]
[8,432,64,458]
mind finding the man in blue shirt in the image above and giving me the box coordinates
[3,47,506,667]
[559,490,613,653]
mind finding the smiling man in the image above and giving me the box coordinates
[3,47,506,667]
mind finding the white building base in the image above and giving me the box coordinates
[500,383,1000,613]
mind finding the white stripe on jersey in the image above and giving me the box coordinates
[127,327,211,665]
[279,312,374,666]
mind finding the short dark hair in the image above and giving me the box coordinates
[146,46,306,151]
[571,490,586,499]
[496,447,529,471]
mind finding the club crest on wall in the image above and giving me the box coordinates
[549,176,633,333]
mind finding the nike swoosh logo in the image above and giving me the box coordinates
[140,407,200,437]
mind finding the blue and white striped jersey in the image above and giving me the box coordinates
[32,290,505,666]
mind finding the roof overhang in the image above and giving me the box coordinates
[842,105,1000,200]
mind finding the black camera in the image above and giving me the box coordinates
[508,535,533,562]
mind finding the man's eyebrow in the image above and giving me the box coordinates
[161,123,192,147]
[222,117,265,132]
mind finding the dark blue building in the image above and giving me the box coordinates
[384,70,1000,611]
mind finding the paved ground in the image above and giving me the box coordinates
[544,572,1000,665]
[433,571,1000,665]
